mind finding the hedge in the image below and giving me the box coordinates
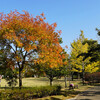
[0,85,61,100]
[85,72,100,83]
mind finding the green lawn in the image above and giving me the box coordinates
[0,77,64,87]
[0,77,81,87]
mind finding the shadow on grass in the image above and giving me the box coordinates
[50,97,61,100]
[80,99,91,100]
[25,77,65,83]
[0,87,11,90]
[60,89,81,97]
[0,86,43,90]
[90,83,100,86]
[25,77,49,82]
[45,97,61,100]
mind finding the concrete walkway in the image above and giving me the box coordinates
[75,86,100,100]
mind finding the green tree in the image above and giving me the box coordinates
[79,28,100,63]
[80,39,100,62]
[78,39,100,72]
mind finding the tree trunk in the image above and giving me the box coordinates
[64,76,67,88]
[71,72,74,81]
[69,75,71,85]
[78,73,80,79]
[82,69,85,85]
[50,78,53,86]
[19,68,22,89]
[82,63,85,85]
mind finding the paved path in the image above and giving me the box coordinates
[75,86,100,100]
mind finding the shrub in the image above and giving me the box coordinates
[5,68,17,88]
[0,85,61,100]
[85,72,100,83]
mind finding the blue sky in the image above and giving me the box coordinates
[0,0,100,53]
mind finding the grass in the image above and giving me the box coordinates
[0,77,49,87]
[0,77,79,87]
[0,77,95,100]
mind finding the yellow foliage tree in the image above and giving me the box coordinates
[70,31,99,84]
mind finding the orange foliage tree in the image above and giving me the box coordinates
[0,10,65,89]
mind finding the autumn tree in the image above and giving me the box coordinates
[32,50,67,86]
[42,47,67,86]
[79,29,100,72]
[0,10,64,89]
[31,48,67,86]
[70,31,88,82]
[70,31,99,84]
[77,30,100,71]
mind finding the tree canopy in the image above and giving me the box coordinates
[0,10,65,88]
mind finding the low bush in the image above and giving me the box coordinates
[85,72,100,83]
[0,85,61,100]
